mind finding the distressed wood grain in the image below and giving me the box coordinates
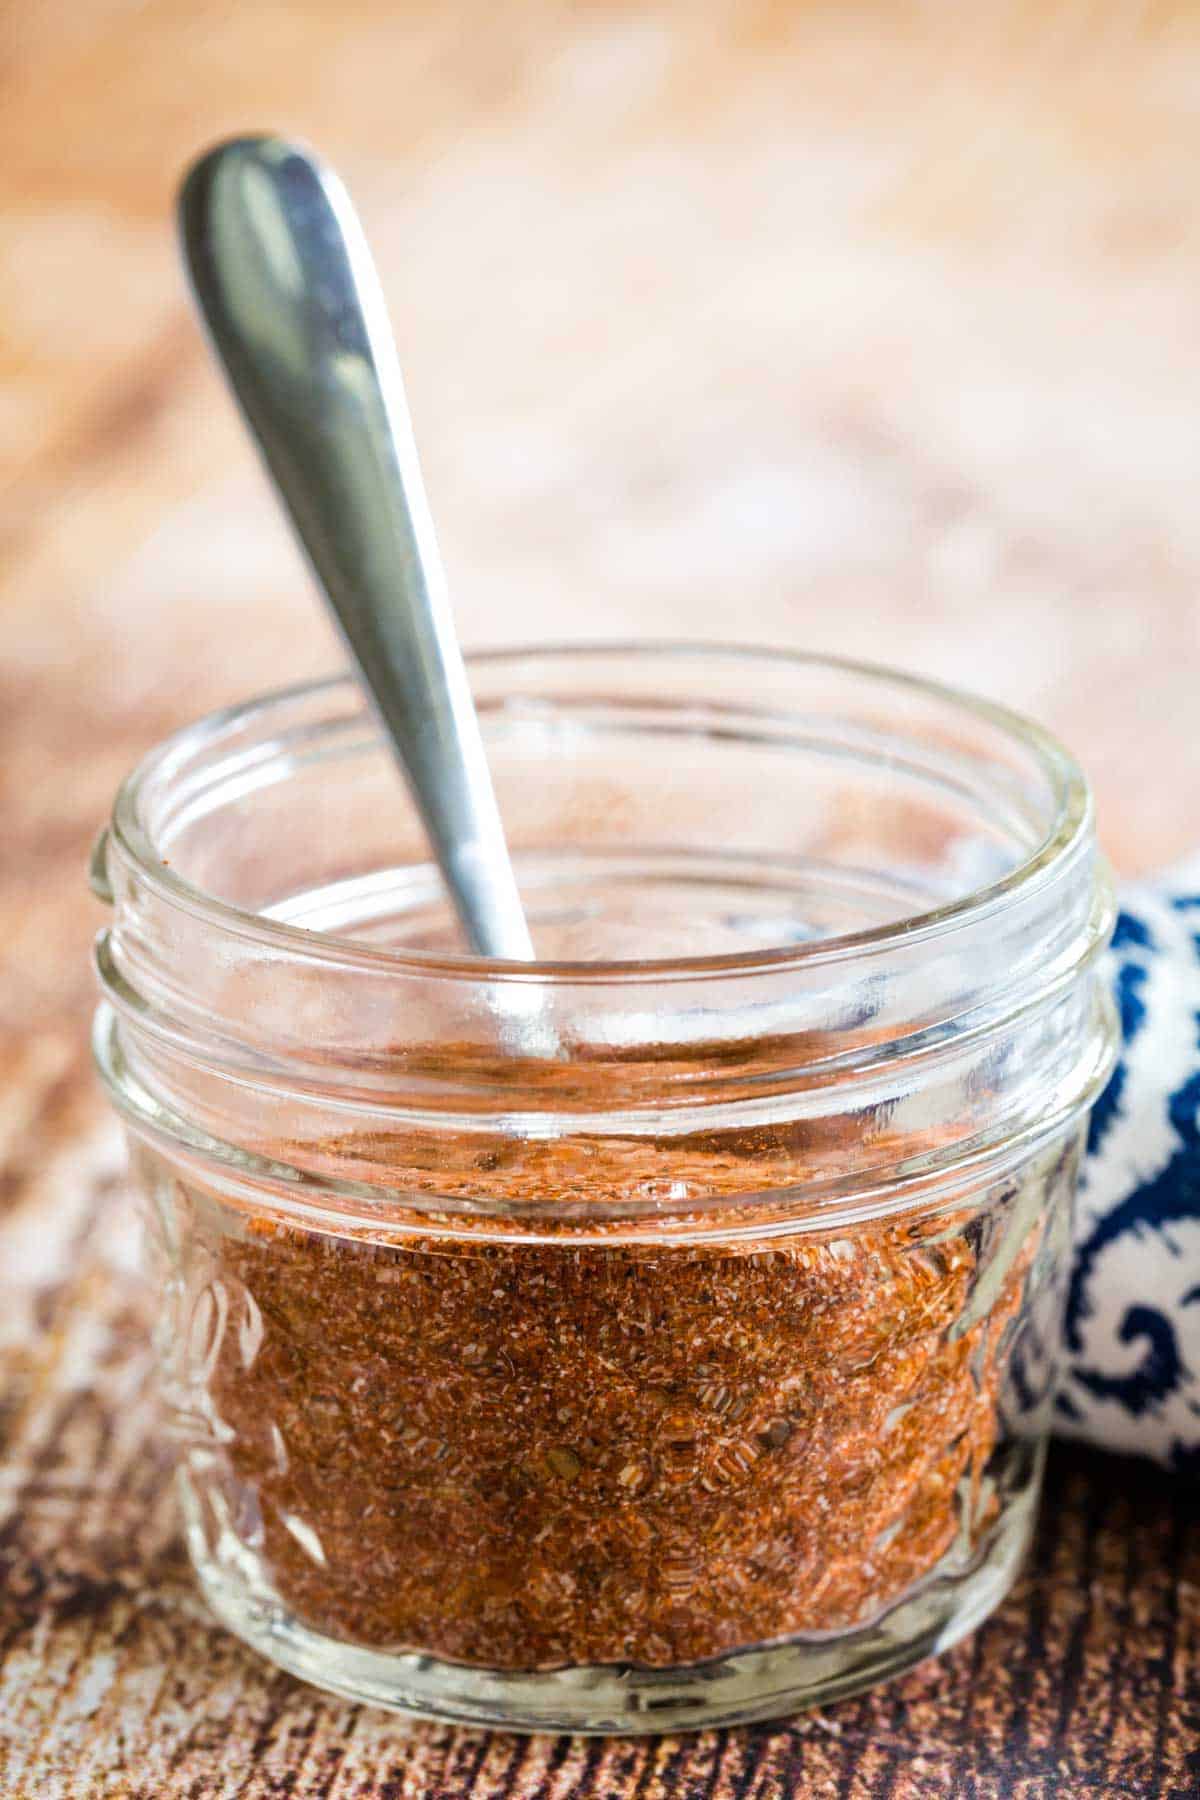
[6,1,1200,1793]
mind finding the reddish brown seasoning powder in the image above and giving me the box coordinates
[196,1130,1039,1672]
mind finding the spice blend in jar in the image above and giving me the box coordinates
[96,649,1116,1730]
[191,1126,1062,1673]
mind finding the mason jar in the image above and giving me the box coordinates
[90,645,1116,1733]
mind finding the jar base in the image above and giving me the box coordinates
[191,1485,1035,1735]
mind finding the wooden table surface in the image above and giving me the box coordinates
[4,3,1200,1794]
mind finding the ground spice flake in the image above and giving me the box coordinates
[191,1125,1042,1672]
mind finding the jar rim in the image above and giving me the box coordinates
[107,640,1092,983]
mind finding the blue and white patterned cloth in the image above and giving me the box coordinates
[1062,859,1200,1468]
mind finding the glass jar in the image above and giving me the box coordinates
[91,645,1116,1733]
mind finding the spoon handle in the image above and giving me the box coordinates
[179,135,535,961]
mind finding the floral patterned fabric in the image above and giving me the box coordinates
[1063,861,1200,1468]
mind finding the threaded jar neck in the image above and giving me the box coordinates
[93,645,1117,1237]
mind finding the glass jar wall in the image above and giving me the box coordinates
[92,647,1116,1731]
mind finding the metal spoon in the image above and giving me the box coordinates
[178,134,535,961]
